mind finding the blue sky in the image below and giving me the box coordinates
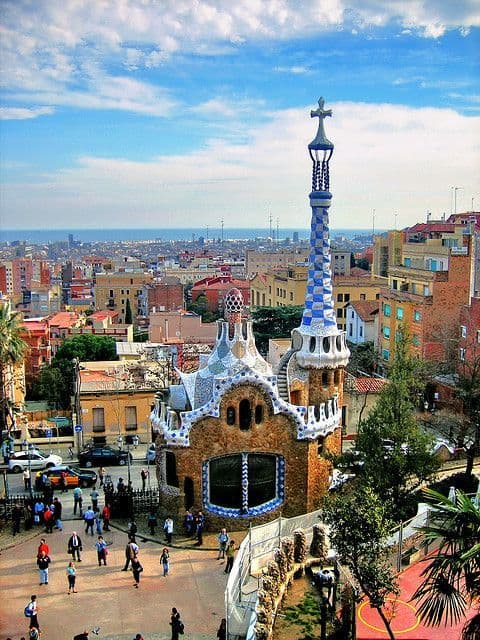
[1,1,479,231]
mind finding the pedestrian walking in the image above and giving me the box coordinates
[37,538,50,558]
[66,561,77,594]
[140,468,149,491]
[195,511,205,546]
[43,505,54,533]
[95,535,108,566]
[225,540,236,573]
[12,503,22,535]
[169,607,184,640]
[84,505,95,535]
[53,497,63,531]
[183,509,194,537]
[117,477,126,492]
[33,499,44,525]
[128,519,138,542]
[217,528,229,560]
[122,540,139,571]
[23,468,31,491]
[89,486,99,511]
[73,486,83,516]
[25,594,39,630]
[60,470,68,492]
[160,548,170,577]
[163,516,173,544]
[147,510,157,535]
[101,504,111,531]
[217,618,227,640]
[95,509,103,535]
[37,550,51,585]
[131,555,143,588]
[98,467,106,488]
[67,532,83,562]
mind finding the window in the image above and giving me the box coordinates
[460,348,466,362]
[337,308,343,318]
[477,330,480,344]
[404,258,411,267]
[383,303,391,317]
[412,334,420,346]
[423,285,430,296]
[255,405,263,424]
[360,294,366,300]
[92,408,105,433]
[344,294,350,302]
[239,399,251,430]
[396,307,404,320]
[383,326,391,339]
[414,310,421,322]
[359,326,363,337]
[461,325,467,339]
[393,279,398,290]
[125,406,137,431]
[226,406,236,425]
[337,294,344,302]
[205,453,285,516]
[349,324,353,337]
[109,290,114,297]
[382,348,390,361]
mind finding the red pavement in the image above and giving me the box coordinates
[356,556,472,640]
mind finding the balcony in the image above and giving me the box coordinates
[380,287,433,305]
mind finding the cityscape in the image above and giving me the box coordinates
[1,2,480,640]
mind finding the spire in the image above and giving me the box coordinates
[293,97,349,368]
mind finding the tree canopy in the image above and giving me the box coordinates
[251,305,303,354]
[0,303,27,433]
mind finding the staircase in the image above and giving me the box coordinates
[276,349,295,402]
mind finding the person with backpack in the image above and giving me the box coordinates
[131,554,143,588]
[170,607,184,639]
[37,550,51,585]
[24,594,39,631]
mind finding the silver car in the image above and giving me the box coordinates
[8,450,63,473]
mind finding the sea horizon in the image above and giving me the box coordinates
[0,227,380,244]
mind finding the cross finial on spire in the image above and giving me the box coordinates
[308,97,333,151]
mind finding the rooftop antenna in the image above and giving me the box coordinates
[221,218,224,244]
[426,210,431,222]
[454,186,463,214]
[276,217,280,244]
[269,213,273,239]
[372,208,376,237]
[206,225,209,241]
[394,211,397,230]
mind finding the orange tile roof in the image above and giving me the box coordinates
[354,377,388,393]
[348,300,379,321]
[48,312,80,328]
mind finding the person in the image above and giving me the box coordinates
[24,500,34,530]
[37,550,51,585]
[25,595,39,630]
[95,535,108,566]
[133,635,144,640]
[147,510,157,535]
[225,540,236,573]
[68,531,83,561]
[98,467,106,488]
[117,477,126,492]
[163,516,173,544]
[67,560,77,594]
[53,497,63,531]
[60,470,68,492]
[183,510,194,537]
[84,505,95,535]
[101,504,111,531]
[128,519,138,542]
[313,567,335,598]
[12,503,22,535]
[34,499,44,525]
[29,628,40,640]
[217,528,229,560]
[89,486,99,511]
[195,511,205,546]
[160,547,170,577]
[140,468,148,491]
[94,509,103,535]
[73,486,83,516]
[37,538,50,558]
[170,607,183,640]
[43,505,54,534]
[23,467,31,491]
[217,618,227,640]
[131,554,143,588]
[122,539,139,571]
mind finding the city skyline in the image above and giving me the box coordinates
[1,1,479,232]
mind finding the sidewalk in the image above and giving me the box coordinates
[0,515,237,640]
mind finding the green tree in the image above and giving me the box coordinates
[54,334,117,364]
[125,298,133,324]
[412,488,480,639]
[346,341,378,375]
[355,327,440,519]
[322,485,399,640]
[0,303,27,436]
[251,305,304,354]
[33,366,70,410]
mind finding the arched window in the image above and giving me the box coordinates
[226,406,236,426]
[166,451,179,487]
[205,453,285,517]
[184,477,194,509]
[239,399,251,430]
[255,404,263,424]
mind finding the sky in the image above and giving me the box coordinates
[1,1,479,233]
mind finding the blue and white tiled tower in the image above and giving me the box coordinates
[292,97,350,369]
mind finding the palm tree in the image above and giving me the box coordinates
[412,487,480,639]
[0,302,27,436]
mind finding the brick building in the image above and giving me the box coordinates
[151,99,349,529]
[191,275,250,313]
[20,319,51,390]
[145,277,184,313]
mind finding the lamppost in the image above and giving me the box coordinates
[22,439,34,496]
[125,434,139,488]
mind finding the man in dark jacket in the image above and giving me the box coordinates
[67,531,82,561]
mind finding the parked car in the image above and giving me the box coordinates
[146,443,156,463]
[78,446,132,468]
[34,465,98,490]
[8,450,63,473]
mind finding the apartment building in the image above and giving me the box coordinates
[94,271,153,324]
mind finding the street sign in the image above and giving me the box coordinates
[74,424,83,433]
[45,429,53,438]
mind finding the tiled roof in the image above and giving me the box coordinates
[407,223,455,233]
[351,376,388,393]
[348,300,379,321]
[48,312,80,328]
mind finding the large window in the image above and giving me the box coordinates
[125,406,137,431]
[92,408,105,433]
[204,453,285,517]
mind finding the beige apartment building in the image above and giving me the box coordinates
[94,271,153,324]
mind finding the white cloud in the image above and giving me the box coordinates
[0,106,54,120]
[274,66,309,74]
[2,102,479,230]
